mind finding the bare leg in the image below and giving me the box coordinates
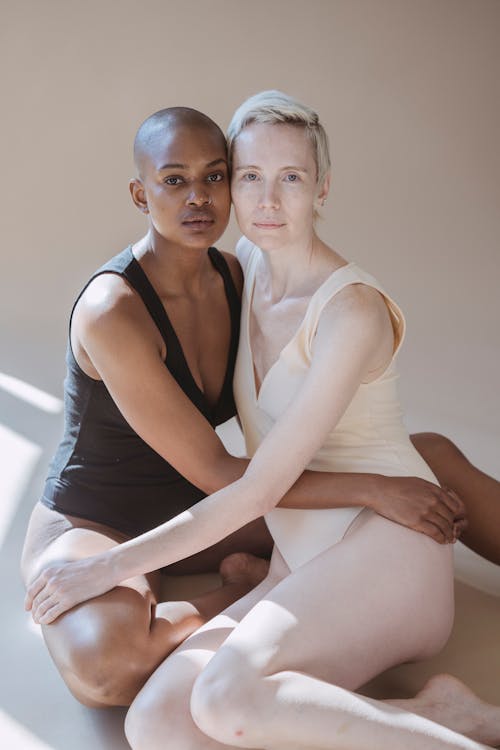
[388,674,500,747]
[22,504,268,707]
[127,515,494,750]
[411,432,500,564]
[190,513,477,750]
[125,548,290,750]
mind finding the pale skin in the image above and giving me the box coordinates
[26,120,500,747]
[21,110,471,709]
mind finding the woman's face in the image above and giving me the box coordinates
[231,122,326,251]
[132,125,231,252]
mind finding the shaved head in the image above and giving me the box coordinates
[133,107,226,178]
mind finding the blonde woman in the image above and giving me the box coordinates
[27,93,500,748]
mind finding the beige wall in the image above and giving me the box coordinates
[2,0,499,474]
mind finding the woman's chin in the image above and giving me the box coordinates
[243,228,290,252]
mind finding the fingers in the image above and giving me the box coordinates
[417,512,468,545]
[387,477,468,544]
[437,487,468,541]
[31,586,55,617]
[24,569,51,611]
[37,605,63,625]
[440,486,467,519]
[418,520,449,544]
[31,586,68,625]
[426,511,455,543]
[426,486,468,542]
[33,598,63,625]
[25,566,68,624]
[453,517,468,541]
[31,596,52,624]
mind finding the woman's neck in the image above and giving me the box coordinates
[133,231,212,298]
[258,233,344,303]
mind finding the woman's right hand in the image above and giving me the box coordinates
[25,552,119,625]
[371,476,467,543]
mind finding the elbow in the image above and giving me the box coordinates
[195,453,247,496]
[236,470,282,518]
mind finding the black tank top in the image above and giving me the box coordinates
[41,245,240,537]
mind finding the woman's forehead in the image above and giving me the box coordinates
[141,127,228,174]
[233,122,314,164]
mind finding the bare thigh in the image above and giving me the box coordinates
[212,510,455,691]
[125,548,289,747]
[126,514,454,748]
[22,501,160,592]
[22,503,174,707]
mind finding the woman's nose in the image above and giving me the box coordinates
[187,185,211,206]
[258,182,280,210]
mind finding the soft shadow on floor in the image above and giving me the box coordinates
[0,379,130,750]
[2,377,499,749]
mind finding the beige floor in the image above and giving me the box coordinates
[1,390,499,749]
[363,579,500,705]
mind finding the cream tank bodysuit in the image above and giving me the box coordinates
[233,240,439,572]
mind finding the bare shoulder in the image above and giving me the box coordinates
[219,250,244,296]
[76,272,138,320]
[73,272,155,344]
[319,282,392,339]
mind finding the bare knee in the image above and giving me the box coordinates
[126,662,201,750]
[43,587,171,707]
[190,655,262,746]
[126,690,174,750]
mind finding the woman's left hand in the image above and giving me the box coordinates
[25,554,117,625]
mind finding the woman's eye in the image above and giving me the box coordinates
[164,176,183,185]
[284,173,299,182]
[243,173,258,182]
[207,173,224,182]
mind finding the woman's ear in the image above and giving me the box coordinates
[129,178,149,214]
[316,171,331,208]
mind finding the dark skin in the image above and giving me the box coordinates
[23,108,484,708]
[411,433,500,566]
[22,112,274,708]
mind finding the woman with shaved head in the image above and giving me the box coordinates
[23,98,499,744]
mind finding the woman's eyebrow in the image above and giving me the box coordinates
[234,164,260,171]
[158,158,228,171]
[234,164,309,172]
[206,158,228,168]
[158,162,186,170]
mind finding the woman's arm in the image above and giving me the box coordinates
[71,272,247,494]
[280,470,464,542]
[74,272,462,532]
[26,284,462,623]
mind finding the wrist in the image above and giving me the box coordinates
[361,473,392,512]
[105,544,131,586]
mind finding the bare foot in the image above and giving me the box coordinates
[388,674,500,747]
[219,552,270,590]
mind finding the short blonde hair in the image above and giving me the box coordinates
[227,90,331,187]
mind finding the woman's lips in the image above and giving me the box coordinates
[253,222,285,229]
[181,216,215,231]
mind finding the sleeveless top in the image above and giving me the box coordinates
[41,245,240,537]
[234,241,438,570]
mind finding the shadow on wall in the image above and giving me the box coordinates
[0,372,130,750]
